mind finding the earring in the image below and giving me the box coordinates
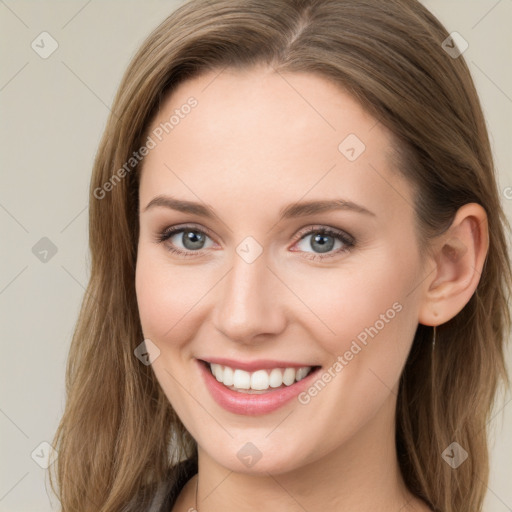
[432,325,437,352]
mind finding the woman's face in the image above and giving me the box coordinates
[136,66,428,474]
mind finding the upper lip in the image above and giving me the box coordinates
[199,357,321,372]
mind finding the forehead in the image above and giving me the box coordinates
[139,67,414,227]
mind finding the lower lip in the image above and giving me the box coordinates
[197,359,321,416]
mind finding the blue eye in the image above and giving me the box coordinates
[292,227,354,261]
[156,224,355,260]
[157,226,215,257]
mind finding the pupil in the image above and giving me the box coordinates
[311,233,334,253]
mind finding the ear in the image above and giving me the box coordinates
[418,203,489,326]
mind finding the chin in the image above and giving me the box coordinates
[202,438,318,476]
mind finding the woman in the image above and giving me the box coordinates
[49,1,512,511]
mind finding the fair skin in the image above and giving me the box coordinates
[135,65,488,512]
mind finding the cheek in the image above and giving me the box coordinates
[289,260,420,440]
[290,250,420,375]
[135,250,205,411]
[135,249,204,342]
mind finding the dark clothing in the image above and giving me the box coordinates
[149,457,198,512]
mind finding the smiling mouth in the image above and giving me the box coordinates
[200,360,321,394]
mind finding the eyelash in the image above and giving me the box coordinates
[155,223,355,261]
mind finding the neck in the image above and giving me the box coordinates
[192,393,422,512]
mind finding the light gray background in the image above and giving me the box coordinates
[1,1,511,511]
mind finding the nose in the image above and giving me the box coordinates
[212,248,287,344]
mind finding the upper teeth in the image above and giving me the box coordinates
[209,363,312,391]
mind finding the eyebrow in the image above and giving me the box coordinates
[142,195,375,219]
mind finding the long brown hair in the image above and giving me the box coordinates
[48,1,512,510]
